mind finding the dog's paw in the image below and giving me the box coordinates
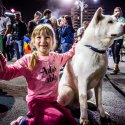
[104,111,110,118]
[80,118,89,125]
[101,111,110,119]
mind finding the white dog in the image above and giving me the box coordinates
[57,7,125,125]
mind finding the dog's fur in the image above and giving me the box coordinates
[57,8,124,125]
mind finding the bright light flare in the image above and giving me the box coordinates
[61,0,74,5]
[93,0,98,3]
[10,8,16,13]
[75,0,79,5]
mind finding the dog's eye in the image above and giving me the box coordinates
[108,20,113,23]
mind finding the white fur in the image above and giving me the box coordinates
[58,7,124,125]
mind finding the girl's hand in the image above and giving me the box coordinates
[0,52,5,72]
[0,51,5,61]
[113,11,120,18]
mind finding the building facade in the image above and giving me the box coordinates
[71,5,99,37]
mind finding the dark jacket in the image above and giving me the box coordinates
[27,20,37,35]
[13,20,27,40]
[38,18,51,25]
[59,24,75,44]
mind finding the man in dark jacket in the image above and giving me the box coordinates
[13,12,27,59]
[27,11,42,37]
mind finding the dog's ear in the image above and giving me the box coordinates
[92,7,103,24]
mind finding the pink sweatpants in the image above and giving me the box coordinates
[26,98,77,125]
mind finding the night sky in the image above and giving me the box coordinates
[2,0,125,23]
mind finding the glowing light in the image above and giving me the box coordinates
[75,0,79,5]
[61,0,73,4]
[10,8,16,13]
[93,0,98,3]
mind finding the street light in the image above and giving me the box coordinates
[10,8,16,13]
[62,0,73,4]
[93,0,99,3]
[75,0,88,26]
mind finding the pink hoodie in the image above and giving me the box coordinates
[0,45,75,103]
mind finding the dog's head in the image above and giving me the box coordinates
[84,7,125,48]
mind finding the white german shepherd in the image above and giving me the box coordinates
[57,7,125,125]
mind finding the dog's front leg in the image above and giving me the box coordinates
[78,79,89,125]
[94,81,109,119]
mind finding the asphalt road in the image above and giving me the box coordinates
[0,57,125,125]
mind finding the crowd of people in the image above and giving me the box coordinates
[0,0,125,124]
[0,6,76,62]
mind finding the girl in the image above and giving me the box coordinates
[58,15,75,53]
[0,24,77,125]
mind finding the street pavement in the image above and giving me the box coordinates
[0,56,125,125]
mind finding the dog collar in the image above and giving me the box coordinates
[84,45,106,54]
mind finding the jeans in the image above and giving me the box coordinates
[0,35,3,52]
[0,35,7,58]
[111,39,123,64]
[61,43,73,53]
[14,40,24,59]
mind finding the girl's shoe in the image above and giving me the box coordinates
[10,116,26,125]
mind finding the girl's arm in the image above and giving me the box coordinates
[0,54,30,80]
[56,42,77,67]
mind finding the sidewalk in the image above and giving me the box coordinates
[0,56,125,125]
[107,56,125,95]
[0,60,28,125]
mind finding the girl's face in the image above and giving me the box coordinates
[35,15,41,22]
[34,30,53,56]
[63,18,67,24]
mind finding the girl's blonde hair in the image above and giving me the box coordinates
[29,24,56,70]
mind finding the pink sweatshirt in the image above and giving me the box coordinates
[0,45,75,103]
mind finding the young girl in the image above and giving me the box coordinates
[0,24,77,125]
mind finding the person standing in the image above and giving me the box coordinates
[77,21,89,41]
[13,12,27,59]
[59,15,75,53]
[27,11,42,37]
[110,7,125,75]
[0,1,11,59]
[38,9,52,25]
[6,31,14,61]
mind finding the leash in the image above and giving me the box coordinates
[105,74,125,97]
